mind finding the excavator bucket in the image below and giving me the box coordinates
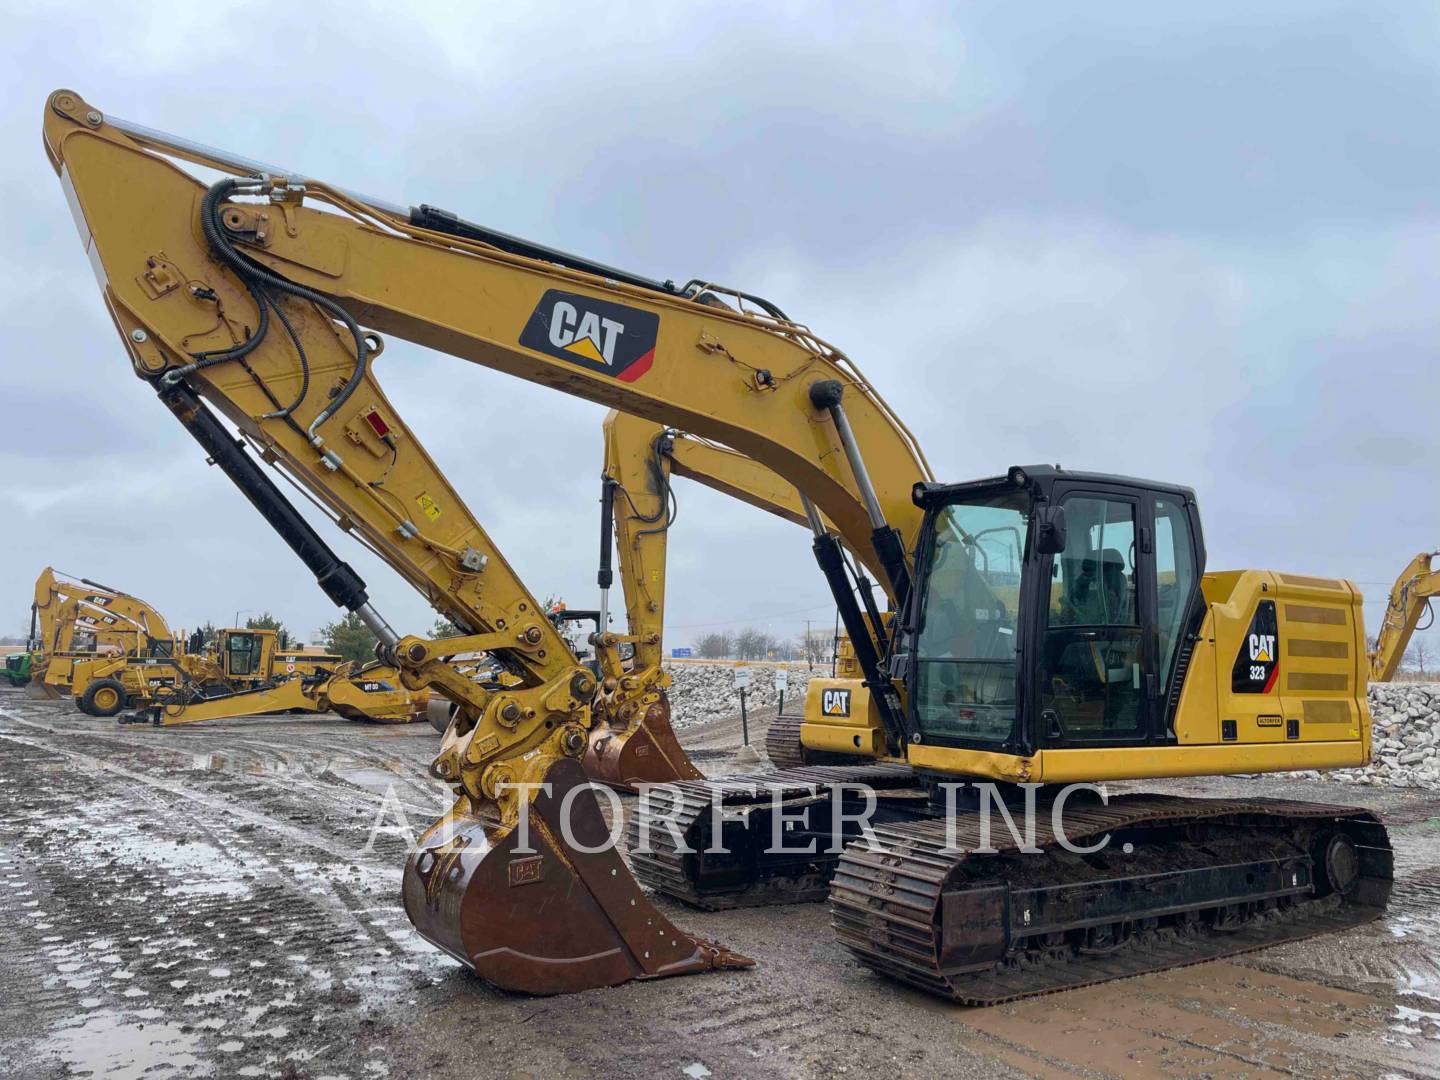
[26,679,65,701]
[403,757,751,994]
[583,691,704,792]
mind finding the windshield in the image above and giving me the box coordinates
[912,491,1030,743]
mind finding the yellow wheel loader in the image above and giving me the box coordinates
[44,91,1389,1001]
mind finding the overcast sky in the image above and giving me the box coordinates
[3,2,1438,658]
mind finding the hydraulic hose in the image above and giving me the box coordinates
[168,178,369,441]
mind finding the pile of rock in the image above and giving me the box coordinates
[1277,683,1440,789]
[664,663,814,730]
[1335,682,1440,790]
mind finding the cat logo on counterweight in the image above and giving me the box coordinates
[519,289,659,382]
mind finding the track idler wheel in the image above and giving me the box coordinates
[1315,832,1360,896]
[403,757,751,994]
[583,692,703,793]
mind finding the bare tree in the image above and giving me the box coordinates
[1405,639,1433,677]
[734,628,779,661]
[695,631,733,659]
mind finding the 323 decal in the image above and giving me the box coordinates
[1231,599,1279,694]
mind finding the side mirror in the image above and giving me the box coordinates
[1035,505,1067,555]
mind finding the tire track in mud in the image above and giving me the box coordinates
[0,705,452,1078]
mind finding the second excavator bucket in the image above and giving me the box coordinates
[403,757,751,994]
[583,691,703,792]
[26,679,65,701]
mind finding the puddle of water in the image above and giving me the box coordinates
[44,1010,212,1079]
[70,827,256,901]
[335,766,406,793]
[1394,1004,1440,1040]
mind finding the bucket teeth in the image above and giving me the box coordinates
[403,757,748,995]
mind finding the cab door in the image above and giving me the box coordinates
[1035,486,1156,747]
[223,631,261,680]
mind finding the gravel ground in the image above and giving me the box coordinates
[1,686,1439,1078]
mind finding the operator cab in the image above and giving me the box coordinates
[902,465,1205,756]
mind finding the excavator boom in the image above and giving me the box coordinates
[43,90,925,993]
[1370,551,1440,682]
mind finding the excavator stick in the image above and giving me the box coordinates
[582,414,828,791]
[580,418,707,791]
[584,691,703,789]
[402,757,750,994]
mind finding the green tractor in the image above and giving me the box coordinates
[0,651,34,688]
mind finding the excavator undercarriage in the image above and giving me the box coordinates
[631,766,1392,1003]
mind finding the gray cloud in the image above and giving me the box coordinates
[3,2,1437,655]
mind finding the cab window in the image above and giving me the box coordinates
[1039,496,1143,740]
[912,491,1030,744]
[1155,498,1196,687]
[227,633,260,677]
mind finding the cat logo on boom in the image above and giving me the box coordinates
[519,289,659,382]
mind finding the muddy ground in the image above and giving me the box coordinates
[1,688,1438,1079]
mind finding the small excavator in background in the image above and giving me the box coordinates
[99,622,429,727]
[26,566,183,701]
[115,634,429,727]
[46,91,1390,1003]
[1369,551,1440,682]
[23,567,429,725]
[583,409,871,786]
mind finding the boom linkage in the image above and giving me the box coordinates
[43,89,936,993]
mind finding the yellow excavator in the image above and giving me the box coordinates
[44,91,1389,1003]
[584,410,825,788]
[588,410,855,783]
[1369,551,1440,682]
[27,566,186,702]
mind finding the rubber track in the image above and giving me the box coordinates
[830,794,1393,1004]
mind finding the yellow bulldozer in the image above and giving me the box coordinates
[44,91,1390,1002]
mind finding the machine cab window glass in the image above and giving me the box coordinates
[912,490,1029,744]
[226,632,260,677]
[1038,495,1145,742]
[1155,498,1197,691]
